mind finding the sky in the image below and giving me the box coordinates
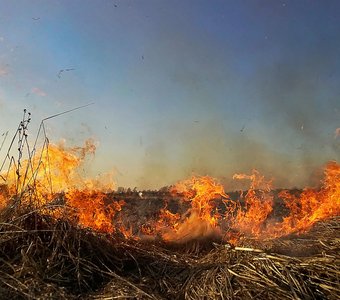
[0,0,339,189]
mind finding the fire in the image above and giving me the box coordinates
[2,140,93,199]
[164,162,339,243]
[0,139,122,233]
[231,170,273,236]
[34,139,114,193]
[156,208,181,233]
[65,190,124,233]
[34,142,82,194]
[161,176,228,242]
[0,190,6,210]
[266,161,340,237]
[0,134,339,245]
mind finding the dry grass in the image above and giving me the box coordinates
[0,112,339,299]
[0,201,339,300]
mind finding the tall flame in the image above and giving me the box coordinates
[266,161,340,237]
[161,176,228,242]
[232,170,273,236]
[0,140,121,233]
[160,162,339,243]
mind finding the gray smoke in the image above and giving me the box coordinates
[134,5,340,190]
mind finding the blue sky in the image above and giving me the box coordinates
[0,0,339,189]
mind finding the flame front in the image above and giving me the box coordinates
[158,162,339,243]
[266,161,340,237]
[232,170,273,236]
[160,176,227,242]
[0,140,121,233]
[0,140,339,244]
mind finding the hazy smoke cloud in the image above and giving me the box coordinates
[136,119,334,190]
[134,5,340,190]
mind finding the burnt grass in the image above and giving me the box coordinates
[0,190,339,299]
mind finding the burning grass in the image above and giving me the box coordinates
[0,111,339,299]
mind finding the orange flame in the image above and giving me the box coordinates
[0,140,121,233]
[162,162,339,243]
[266,161,340,237]
[0,189,7,210]
[232,170,273,236]
[1,138,339,245]
[160,176,228,242]
[65,190,125,233]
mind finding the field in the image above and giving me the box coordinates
[0,115,339,299]
[0,191,339,300]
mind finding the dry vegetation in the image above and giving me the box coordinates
[0,200,339,299]
[0,111,339,299]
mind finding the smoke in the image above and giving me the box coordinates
[250,27,340,176]
[133,4,339,190]
[254,47,339,138]
[136,119,329,190]
[137,141,172,189]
